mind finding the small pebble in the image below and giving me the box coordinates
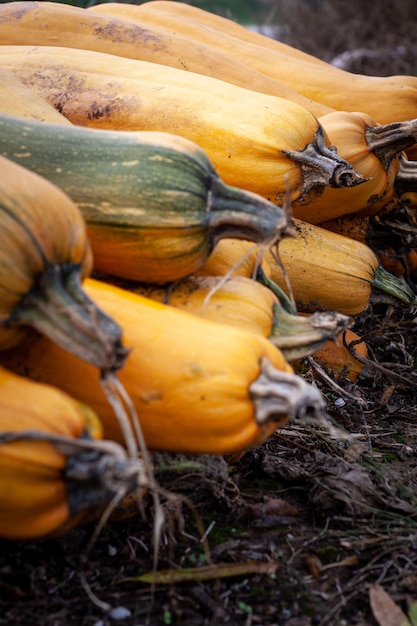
[108,606,132,621]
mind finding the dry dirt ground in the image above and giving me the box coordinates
[0,216,416,626]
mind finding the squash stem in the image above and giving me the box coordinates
[249,357,325,426]
[208,176,294,245]
[283,126,366,204]
[5,262,129,373]
[270,306,352,362]
[372,264,417,305]
[394,155,417,194]
[366,119,417,169]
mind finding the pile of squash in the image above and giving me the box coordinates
[0,0,416,541]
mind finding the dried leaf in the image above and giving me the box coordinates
[369,582,411,626]
[118,560,278,585]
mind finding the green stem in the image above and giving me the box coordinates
[5,263,129,373]
[209,175,294,245]
[270,306,352,362]
[372,264,417,305]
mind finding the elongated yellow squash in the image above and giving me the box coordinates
[0,0,331,119]
[91,1,332,69]
[0,279,325,456]
[263,220,417,315]
[97,0,417,125]
[125,275,351,361]
[0,112,292,283]
[0,45,363,206]
[293,111,417,223]
[0,67,71,124]
[0,365,142,540]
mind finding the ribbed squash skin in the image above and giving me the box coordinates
[0,279,301,456]
[130,275,277,338]
[0,67,71,124]
[91,1,332,69]
[94,0,417,125]
[0,0,331,118]
[0,366,103,540]
[0,113,291,283]
[263,219,414,316]
[0,45,359,206]
[195,239,272,280]
[0,154,91,351]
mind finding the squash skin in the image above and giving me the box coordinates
[0,0,331,119]
[293,111,414,223]
[0,365,106,540]
[0,153,127,372]
[0,279,325,456]
[263,219,417,316]
[0,113,292,283]
[0,45,363,206]
[0,67,71,124]
[91,1,417,126]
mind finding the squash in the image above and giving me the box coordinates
[98,1,417,125]
[0,67,71,124]
[0,113,293,284]
[0,154,127,373]
[0,0,332,119]
[319,213,371,246]
[296,329,368,383]
[0,278,325,456]
[89,1,332,70]
[0,365,142,540]
[0,46,364,206]
[121,274,351,361]
[293,111,417,223]
[263,219,417,316]
[195,239,273,280]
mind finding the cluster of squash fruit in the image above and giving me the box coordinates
[0,0,416,541]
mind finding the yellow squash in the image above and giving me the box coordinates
[0,113,292,283]
[0,45,363,206]
[94,0,417,125]
[0,278,325,456]
[0,366,142,540]
[294,111,417,223]
[263,220,417,316]
[0,0,331,119]
[126,274,351,361]
[0,67,71,124]
[0,154,127,372]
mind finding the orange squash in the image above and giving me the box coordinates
[293,111,417,223]
[0,278,325,456]
[125,274,351,361]
[0,45,363,206]
[89,0,417,125]
[263,219,417,316]
[0,0,331,119]
[0,365,142,540]
[305,329,368,383]
[0,154,127,372]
